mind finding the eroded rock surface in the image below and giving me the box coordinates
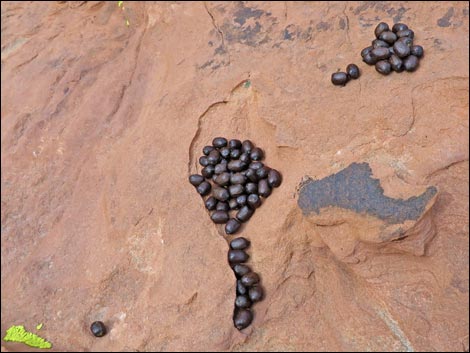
[1,2,468,351]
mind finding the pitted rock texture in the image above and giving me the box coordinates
[1,2,468,352]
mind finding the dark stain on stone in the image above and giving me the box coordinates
[392,6,409,23]
[316,21,331,31]
[208,41,214,47]
[199,59,214,70]
[339,18,346,30]
[214,45,226,55]
[234,3,264,26]
[297,163,437,224]
[283,25,295,40]
[438,7,454,27]
[463,7,469,16]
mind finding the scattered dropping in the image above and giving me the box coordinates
[90,321,107,337]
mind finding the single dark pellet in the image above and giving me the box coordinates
[258,179,272,197]
[374,22,389,38]
[245,169,258,182]
[196,181,211,196]
[397,36,413,48]
[207,150,221,165]
[393,41,410,58]
[363,52,378,65]
[229,139,242,149]
[189,174,204,187]
[229,198,240,210]
[256,166,270,179]
[370,47,390,60]
[230,149,242,160]
[250,148,264,161]
[220,147,231,159]
[215,172,231,186]
[248,286,263,302]
[389,54,404,72]
[228,160,247,172]
[230,237,251,250]
[375,60,392,75]
[241,140,254,154]
[245,182,258,194]
[212,137,228,148]
[249,161,264,170]
[239,153,251,164]
[205,196,217,210]
[392,23,408,33]
[331,72,349,86]
[228,249,248,263]
[235,295,252,309]
[211,210,229,224]
[231,173,247,185]
[233,264,251,277]
[396,29,414,39]
[201,165,215,178]
[372,39,389,48]
[361,46,373,58]
[403,55,419,72]
[216,201,230,212]
[213,186,230,201]
[410,45,424,57]
[247,194,261,208]
[237,280,247,295]
[267,169,282,187]
[214,163,228,175]
[233,309,253,330]
[236,205,255,223]
[241,272,260,287]
[203,145,215,156]
[346,64,360,79]
[236,194,247,207]
[90,321,107,337]
[379,31,397,44]
[199,156,209,167]
[226,218,242,235]
[229,184,244,197]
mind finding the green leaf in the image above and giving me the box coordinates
[3,325,52,349]
[118,1,123,8]
[36,323,43,330]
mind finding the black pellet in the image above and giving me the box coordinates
[378,31,397,44]
[207,150,221,165]
[214,163,228,175]
[389,54,404,72]
[410,45,424,57]
[361,46,373,58]
[196,181,211,196]
[230,237,251,250]
[229,139,242,149]
[241,272,260,286]
[331,72,349,86]
[228,160,247,172]
[205,196,217,210]
[245,169,258,183]
[267,169,282,187]
[233,264,251,277]
[346,64,360,79]
[258,179,272,197]
[403,55,419,72]
[189,174,204,187]
[236,194,247,207]
[237,280,247,295]
[372,39,389,48]
[392,23,408,33]
[363,52,378,65]
[220,147,231,159]
[226,218,242,235]
[248,286,263,302]
[90,321,107,337]
[230,149,242,160]
[216,201,230,212]
[249,161,264,170]
[374,22,389,38]
[230,173,247,185]
[199,156,209,167]
[370,47,390,60]
[241,140,254,153]
[396,29,414,39]
[236,205,254,223]
[256,166,270,179]
[229,184,244,197]
[247,194,262,208]
[393,40,410,58]
[201,165,215,178]
[212,137,228,148]
[215,172,231,187]
[250,148,264,161]
[397,36,413,48]
[211,210,229,224]
[245,182,258,194]
[228,249,248,263]
[235,295,252,309]
[203,145,214,156]
[213,186,230,201]
[233,309,253,330]
[229,198,240,210]
[375,60,391,75]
